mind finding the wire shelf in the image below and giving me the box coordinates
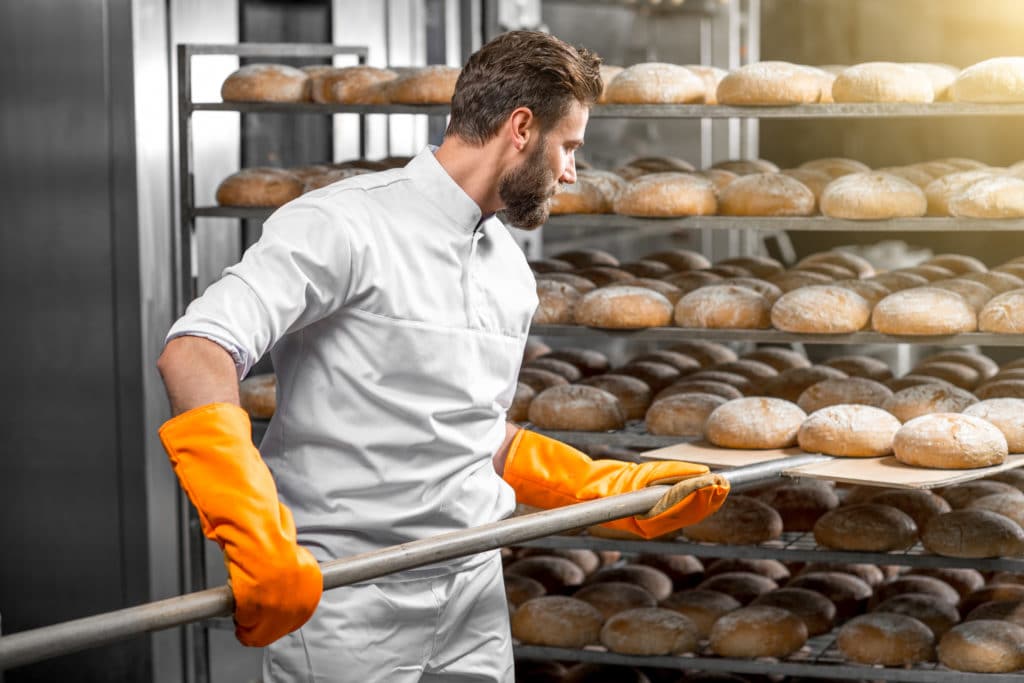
[544,214,1024,232]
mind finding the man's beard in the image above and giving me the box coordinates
[497,137,557,229]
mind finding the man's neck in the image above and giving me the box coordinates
[433,136,506,215]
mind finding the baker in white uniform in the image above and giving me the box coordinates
[157,30,728,682]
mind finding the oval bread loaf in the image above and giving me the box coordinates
[604,62,706,104]
[527,385,625,431]
[873,287,977,335]
[922,510,1024,558]
[574,286,673,329]
[893,413,1008,469]
[717,173,815,216]
[771,285,872,333]
[704,397,806,448]
[599,607,700,655]
[674,285,772,329]
[510,596,603,648]
[938,620,1024,673]
[950,57,1024,103]
[837,613,935,666]
[613,173,717,217]
[709,606,808,658]
[831,62,934,103]
[221,63,309,102]
[716,61,826,105]
[798,404,902,457]
[820,172,927,219]
[813,503,918,551]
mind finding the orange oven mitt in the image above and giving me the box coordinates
[159,402,322,647]
[502,429,729,539]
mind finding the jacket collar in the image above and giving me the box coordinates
[405,146,487,232]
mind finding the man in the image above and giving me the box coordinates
[157,30,728,682]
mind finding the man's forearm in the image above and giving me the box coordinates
[157,335,242,415]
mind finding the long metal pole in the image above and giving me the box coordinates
[0,454,828,671]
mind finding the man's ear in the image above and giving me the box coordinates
[507,107,535,152]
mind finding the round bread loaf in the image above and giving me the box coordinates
[798,562,885,588]
[704,558,790,582]
[779,168,831,207]
[573,581,656,619]
[216,167,304,207]
[574,286,673,329]
[950,175,1024,218]
[822,355,893,381]
[712,158,781,175]
[685,370,753,395]
[927,253,988,274]
[977,379,1024,399]
[882,383,978,422]
[221,63,308,102]
[527,385,625,431]
[716,61,826,105]
[704,397,806,448]
[963,398,1024,452]
[239,373,276,419]
[940,480,1023,509]
[667,340,738,367]
[718,277,783,305]
[713,359,778,386]
[938,620,1024,672]
[662,271,723,295]
[762,366,848,403]
[871,575,961,608]
[794,261,858,280]
[709,605,809,658]
[797,377,893,412]
[968,492,1024,526]
[798,157,872,178]
[517,548,601,575]
[837,613,935,666]
[645,393,727,437]
[964,270,1024,293]
[578,374,651,421]
[886,374,956,393]
[632,350,701,374]
[506,556,586,593]
[599,607,700,655]
[951,57,1024,103]
[997,262,1024,279]
[510,596,603,647]
[578,169,627,205]
[707,264,752,278]
[820,172,927,219]
[751,481,839,531]
[880,164,940,188]
[771,285,872,333]
[786,571,873,621]
[909,568,984,599]
[674,285,772,329]
[525,357,582,382]
[918,350,999,379]
[832,62,934,103]
[931,279,995,312]
[557,248,620,268]
[797,248,876,276]
[533,280,581,325]
[530,258,574,274]
[635,554,705,590]
[505,574,546,606]
[752,587,836,636]
[717,173,815,216]
[656,379,744,402]
[509,382,535,422]
[615,361,681,394]
[966,600,1024,625]
[683,495,784,545]
[386,65,460,104]
[926,170,1003,215]
[991,468,1024,490]
[586,564,674,602]
[613,172,717,217]
[980,289,1024,333]
[660,589,741,639]
[911,360,982,390]
[813,503,918,551]
[716,255,786,278]
[644,248,712,271]
[962,586,1024,616]
[523,339,552,363]
[873,288,977,334]
[798,404,902,457]
[604,62,706,104]
[867,488,952,528]
[991,368,1024,382]
[923,509,1024,558]
[620,257,674,278]
[544,348,610,377]
[767,270,833,292]
[742,347,810,371]
[900,264,957,282]
[696,573,774,602]
[871,594,960,638]
[309,65,396,103]
[550,176,609,214]
[869,270,929,292]
[893,413,1008,469]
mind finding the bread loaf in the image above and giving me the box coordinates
[820,172,927,219]
[932,279,995,312]
[550,176,610,214]
[709,606,809,658]
[918,350,998,378]
[977,379,1024,399]
[900,264,956,282]
[869,270,929,292]
[655,379,744,402]
[615,361,681,394]
[949,176,1024,218]
[645,393,727,436]
[574,286,673,329]
[586,564,673,601]
[533,280,580,325]
[761,366,848,403]
[604,63,706,104]
[216,168,304,207]
[704,397,806,448]
[837,613,935,666]
[951,57,1024,103]
[527,385,625,431]
[873,287,977,335]
[879,164,940,188]
[894,413,1008,469]
[798,157,872,179]
[908,62,960,100]
[751,588,836,636]
[923,509,1024,558]
[525,357,582,382]
[961,585,1024,615]
[741,347,810,371]
[613,173,717,217]
[963,270,1024,293]
[767,270,833,292]
[822,355,892,381]
[629,350,700,374]
[667,340,737,367]
[798,404,902,457]
[221,64,308,102]
[871,593,960,638]
[797,561,885,588]
[510,596,603,648]
[798,377,893,413]
[716,61,827,105]
[704,558,790,582]
[659,589,740,639]
[963,398,1024,452]
[635,554,705,590]
[239,373,276,419]
[386,65,460,104]
[980,288,1024,333]
[506,556,586,593]
[599,607,700,655]
[674,285,772,329]
[711,158,780,175]
[867,488,952,528]
[967,492,1024,526]
[938,620,1024,672]
[832,62,934,103]
[911,360,982,390]
[786,571,873,621]
[685,371,753,395]
[940,480,1022,509]
[770,285,871,333]
[572,581,656,619]
[751,480,839,531]
[814,503,918,551]
[872,575,961,608]
[717,173,815,216]
[965,600,1024,625]
[684,64,729,104]
[683,495,783,545]
[309,66,396,103]
[577,374,652,420]
[644,248,711,271]
[509,382,535,422]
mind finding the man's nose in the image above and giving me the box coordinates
[561,154,577,184]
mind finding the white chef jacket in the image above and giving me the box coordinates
[167,147,538,577]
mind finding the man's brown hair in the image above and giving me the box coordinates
[446,31,602,145]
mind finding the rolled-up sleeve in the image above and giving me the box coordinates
[166,199,355,378]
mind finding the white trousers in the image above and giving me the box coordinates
[263,551,514,683]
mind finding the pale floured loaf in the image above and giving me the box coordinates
[716,61,827,105]
[216,168,304,207]
[771,285,872,333]
[820,172,927,219]
[599,607,700,655]
[613,173,717,217]
[597,64,624,103]
[510,596,603,648]
[221,63,308,102]
[893,413,1008,469]
[387,65,460,104]
[717,173,815,216]
[574,286,673,329]
[645,393,728,436]
[834,278,892,306]
[798,404,901,457]
[923,510,1024,558]
[837,613,935,666]
[779,168,830,209]
[963,398,1024,451]
[550,176,609,214]
[950,57,1024,103]
[674,285,772,329]
[578,169,627,206]
[931,279,995,312]
[831,62,934,103]
[877,165,937,188]
[797,377,893,412]
[979,289,1024,333]
[709,606,808,658]
[949,175,1024,218]
[872,287,977,335]
[881,383,978,422]
[938,620,1024,673]
[604,62,706,104]
[704,397,806,448]
[527,384,625,431]
[813,503,918,551]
